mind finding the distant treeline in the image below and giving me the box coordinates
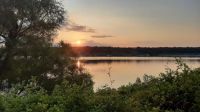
[72,46,200,57]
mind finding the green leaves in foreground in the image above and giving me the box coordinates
[1,62,200,112]
[0,80,93,112]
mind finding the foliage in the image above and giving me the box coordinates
[0,62,200,112]
[0,0,94,91]
[0,78,95,112]
[72,46,200,57]
[0,0,64,85]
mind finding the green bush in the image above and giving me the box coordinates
[1,62,200,112]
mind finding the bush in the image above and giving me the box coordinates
[0,62,200,112]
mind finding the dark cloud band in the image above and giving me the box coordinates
[91,35,113,38]
[66,22,95,33]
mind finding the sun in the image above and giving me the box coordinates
[76,40,82,46]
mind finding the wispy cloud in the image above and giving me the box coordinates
[83,40,108,46]
[66,22,95,33]
[91,35,113,38]
[65,21,113,39]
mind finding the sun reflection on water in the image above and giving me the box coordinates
[77,60,80,68]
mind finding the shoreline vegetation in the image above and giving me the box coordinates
[72,46,200,57]
[1,61,200,111]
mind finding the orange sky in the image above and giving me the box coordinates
[56,0,200,47]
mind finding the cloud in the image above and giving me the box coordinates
[83,40,108,47]
[66,22,95,33]
[65,21,113,39]
[91,35,113,38]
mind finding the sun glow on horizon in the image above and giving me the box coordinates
[76,40,82,46]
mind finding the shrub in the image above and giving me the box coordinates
[0,62,200,111]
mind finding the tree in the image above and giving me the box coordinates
[0,0,93,91]
[135,77,141,84]
[0,0,65,74]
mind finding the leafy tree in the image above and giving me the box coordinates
[0,0,65,70]
[135,77,141,84]
[0,0,93,91]
[0,0,65,89]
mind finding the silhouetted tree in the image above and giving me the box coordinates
[0,0,65,74]
[0,0,93,91]
[135,77,141,84]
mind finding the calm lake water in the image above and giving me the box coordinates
[78,57,200,90]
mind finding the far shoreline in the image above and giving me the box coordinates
[72,46,200,58]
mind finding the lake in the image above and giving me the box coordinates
[78,57,200,90]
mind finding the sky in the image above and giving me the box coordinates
[56,0,200,47]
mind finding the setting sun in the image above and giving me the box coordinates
[76,40,82,46]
